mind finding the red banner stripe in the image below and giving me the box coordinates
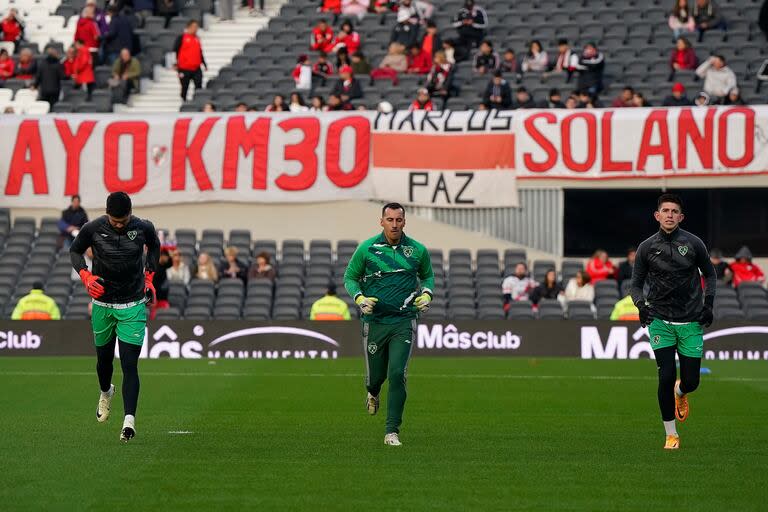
[372,133,515,170]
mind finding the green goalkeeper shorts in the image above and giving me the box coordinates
[648,318,704,358]
[91,302,147,347]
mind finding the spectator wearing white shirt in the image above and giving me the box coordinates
[695,54,736,100]
[167,250,191,285]
[502,262,537,312]
[563,270,595,302]
[521,40,549,73]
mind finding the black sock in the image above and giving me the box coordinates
[95,338,116,393]
[654,346,677,422]
[118,341,142,417]
[678,354,701,394]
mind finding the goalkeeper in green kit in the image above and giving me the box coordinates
[344,203,434,446]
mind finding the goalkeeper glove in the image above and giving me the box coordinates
[355,295,378,315]
[414,291,432,312]
[79,269,105,299]
[636,301,652,328]
[698,296,714,328]
[144,271,156,304]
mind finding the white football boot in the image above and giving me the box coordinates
[366,392,380,415]
[120,416,136,442]
[96,384,114,423]
[384,433,402,446]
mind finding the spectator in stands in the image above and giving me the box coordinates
[425,50,455,108]
[390,8,421,48]
[573,42,605,97]
[14,48,38,83]
[564,94,578,109]
[336,47,352,69]
[11,282,60,321]
[548,39,574,78]
[326,93,353,110]
[102,6,137,66]
[723,87,746,105]
[632,91,650,107]
[420,20,442,58]
[696,54,736,101]
[342,0,370,21]
[292,54,313,92]
[249,251,276,281]
[406,44,431,74]
[709,248,732,283]
[693,0,726,42]
[58,195,89,249]
[586,249,616,283]
[312,52,334,86]
[134,0,155,27]
[669,37,698,78]
[286,92,307,112]
[577,90,599,108]
[661,84,681,105]
[157,0,180,26]
[452,0,488,52]
[73,39,95,99]
[399,0,427,23]
[33,47,65,107]
[0,49,14,82]
[233,102,248,112]
[563,270,595,303]
[110,48,140,104]
[311,20,336,53]
[669,0,696,40]
[543,88,565,108]
[611,86,634,108]
[62,46,76,79]
[265,94,286,111]
[609,295,640,321]
[219,246,248,283]
[409,87,433,110]
[202,102,216,112]
[499,49,518,75]
[334,20,362,55]
[730,246,765,288]
[75,5,101,62]
[441,39,457,64]
[310,95,325,111]
[514,86,536,109]
[521,40,549,73]
[502,262,537,311]
[87,0,109,35]
[694,91,710,105]
[1,8,24,53]
[351,51,371,75]
[2,106,14,114]
[320,0,342,23]
[309,283,352,320]
[529,269,564,306]
[196,252,219,283]
[332,65,364,102]
[372,42,407,85]
[617,247,636,289]
[175,20,207,102]
[151,249,172,316]
[167,250,191,285]
[473,40,499,75]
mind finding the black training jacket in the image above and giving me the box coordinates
[630,227,716,323]
[70,215,160,304]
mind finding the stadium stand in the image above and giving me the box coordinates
[2,211,766,321]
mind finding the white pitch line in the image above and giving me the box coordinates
[0,370,767,382]
[168,431,194,435]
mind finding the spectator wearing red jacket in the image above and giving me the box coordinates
[73,40,95,99]
[406,45,431,74]
[292,54,312,91]
[586,249,616,283]
[420,21,442,57]
[333,20,361,56]
[669,37,698,73]
[14,48,37,82]
[0,49,14,81]
[174,20,207,101]
[311,20,335,53]
[321,0,342,23]
[62,45,77,78]
[1,8,25,53]
[730,246,765,288]
[74,5,100,58]
[409,87,434,111]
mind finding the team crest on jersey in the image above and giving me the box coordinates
[367,343,378,355]
[402,246,414,258]
[678,245,688,256]
[652,335,661,345]
[127,230,138,241]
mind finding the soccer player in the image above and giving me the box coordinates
[344,203,435,446]
[70,192,160,442]
[630,193,716,450]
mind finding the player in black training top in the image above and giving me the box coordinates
[630,193,716,450]
[70,192,160,442]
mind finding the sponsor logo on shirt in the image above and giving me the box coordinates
[678,245,688,256]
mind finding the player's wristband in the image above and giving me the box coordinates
[421,290,433,300]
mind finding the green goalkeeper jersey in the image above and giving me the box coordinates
[344,232,435,324]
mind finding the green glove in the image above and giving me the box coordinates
[414,292,432,312]
[355,295,378,315]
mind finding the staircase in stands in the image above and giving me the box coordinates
[118,1,287,113]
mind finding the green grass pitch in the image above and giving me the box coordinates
[1,357,766,511]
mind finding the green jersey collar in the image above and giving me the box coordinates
[375,231,409,247]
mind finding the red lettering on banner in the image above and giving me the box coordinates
[103,121,148,193]
[561,112,596,172]
[222,116,270,189]
[677,108,714,169]
[600,112,632,172]
[636,109,672,171]
[718,107,754,168]
[4,120,48,195]
[326,116,370,187]
[522,113,557,172]
[275,117,320,191]
[55,119,97,195]
[171,118,218,191]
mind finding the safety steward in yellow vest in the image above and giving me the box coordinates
[11,281,61,320]
[309,284,352,321]
[610,294,640,321]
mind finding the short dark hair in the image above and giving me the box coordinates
[186,19,198,27]
[71,194,81,202]
[382,202,405,217]
[327,282,337,295]
[106,191,132,217]
[557,38,568,46]
[657,193,683,211]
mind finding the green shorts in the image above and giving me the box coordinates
[648,318,704,358]
[91,302,147,347]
